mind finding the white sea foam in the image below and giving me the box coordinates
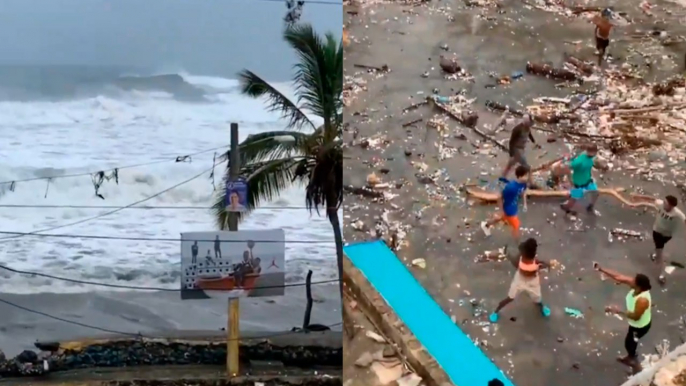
[0,73,336,293]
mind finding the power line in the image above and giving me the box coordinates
[0,167,215,242]
[0,294,342,338]
[0,144,229,186]
[0,265,338,291]
[0,231,332,244]
[0,204,310,210]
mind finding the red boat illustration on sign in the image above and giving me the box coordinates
[196,273,260,291]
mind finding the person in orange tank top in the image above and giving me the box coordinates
[489,238,551,323]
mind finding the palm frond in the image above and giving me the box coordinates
[283,25,342,134]
[238,70,316,131]
[220,131,315,167]
[211,157,301,230]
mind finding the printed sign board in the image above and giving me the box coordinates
[225,178,248,212]
[180,229,285,300]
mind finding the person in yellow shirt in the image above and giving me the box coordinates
[595,264,652,372]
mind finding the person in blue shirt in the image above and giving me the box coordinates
[481,165,530,242]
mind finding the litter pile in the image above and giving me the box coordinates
[488,50,686,183]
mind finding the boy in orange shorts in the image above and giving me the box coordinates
[481,165,529,242]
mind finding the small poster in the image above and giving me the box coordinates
[225,178,248,212]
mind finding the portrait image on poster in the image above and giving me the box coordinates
[225,178,248,212]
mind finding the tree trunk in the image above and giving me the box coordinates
[327,207,354,338]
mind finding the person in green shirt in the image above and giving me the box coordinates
[595,263,652,372]
[560,143,608,216]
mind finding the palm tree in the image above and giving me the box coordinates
[212,24,345,329]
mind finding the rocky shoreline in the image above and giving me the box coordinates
[0,340,342,378]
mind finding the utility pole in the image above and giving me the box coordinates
[227,122,240,377]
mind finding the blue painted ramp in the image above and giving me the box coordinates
[344,240,514,386]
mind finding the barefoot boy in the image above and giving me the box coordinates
[593,9,615,65]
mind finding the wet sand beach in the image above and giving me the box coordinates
[0,283,341,357]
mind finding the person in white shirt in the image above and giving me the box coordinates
[631,194,686,285]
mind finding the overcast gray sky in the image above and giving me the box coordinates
[0,0,342,80]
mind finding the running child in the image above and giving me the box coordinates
[593,9,615,65]
[560,143,608,216]
[489,238,551,323]
[481,165,530,242]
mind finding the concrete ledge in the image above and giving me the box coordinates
[343,256,452,386]
[621,342,686,386]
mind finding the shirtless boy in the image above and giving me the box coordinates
[489,238,551,323]
[593,9,615,65]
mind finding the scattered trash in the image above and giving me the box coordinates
[365,331,386,343]
[344,3,686,384]
[564,308,584,319]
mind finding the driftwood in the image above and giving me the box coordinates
[532,125,618,139]
[652,77,686,96]
[564,54,594,75]
[571,5,602,14]
[402,118,423,127]
[403,99,430,112]
[612,102,686,114]
[431,99,479,128]
[354,63,389,72]
[485,100,579,124]
[344,185,384,198]
[526,62,579,81]
[465,185,629,204]
[609,135,662,155]
[431,101,505,151]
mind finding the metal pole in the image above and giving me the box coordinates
[227,122,240,377]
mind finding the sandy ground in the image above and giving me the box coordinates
[0,283,341,357]
[344,0,686,385]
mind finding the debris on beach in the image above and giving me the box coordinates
[343,1,686,383]
[610,228,645,240]
[564,308,584,319]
